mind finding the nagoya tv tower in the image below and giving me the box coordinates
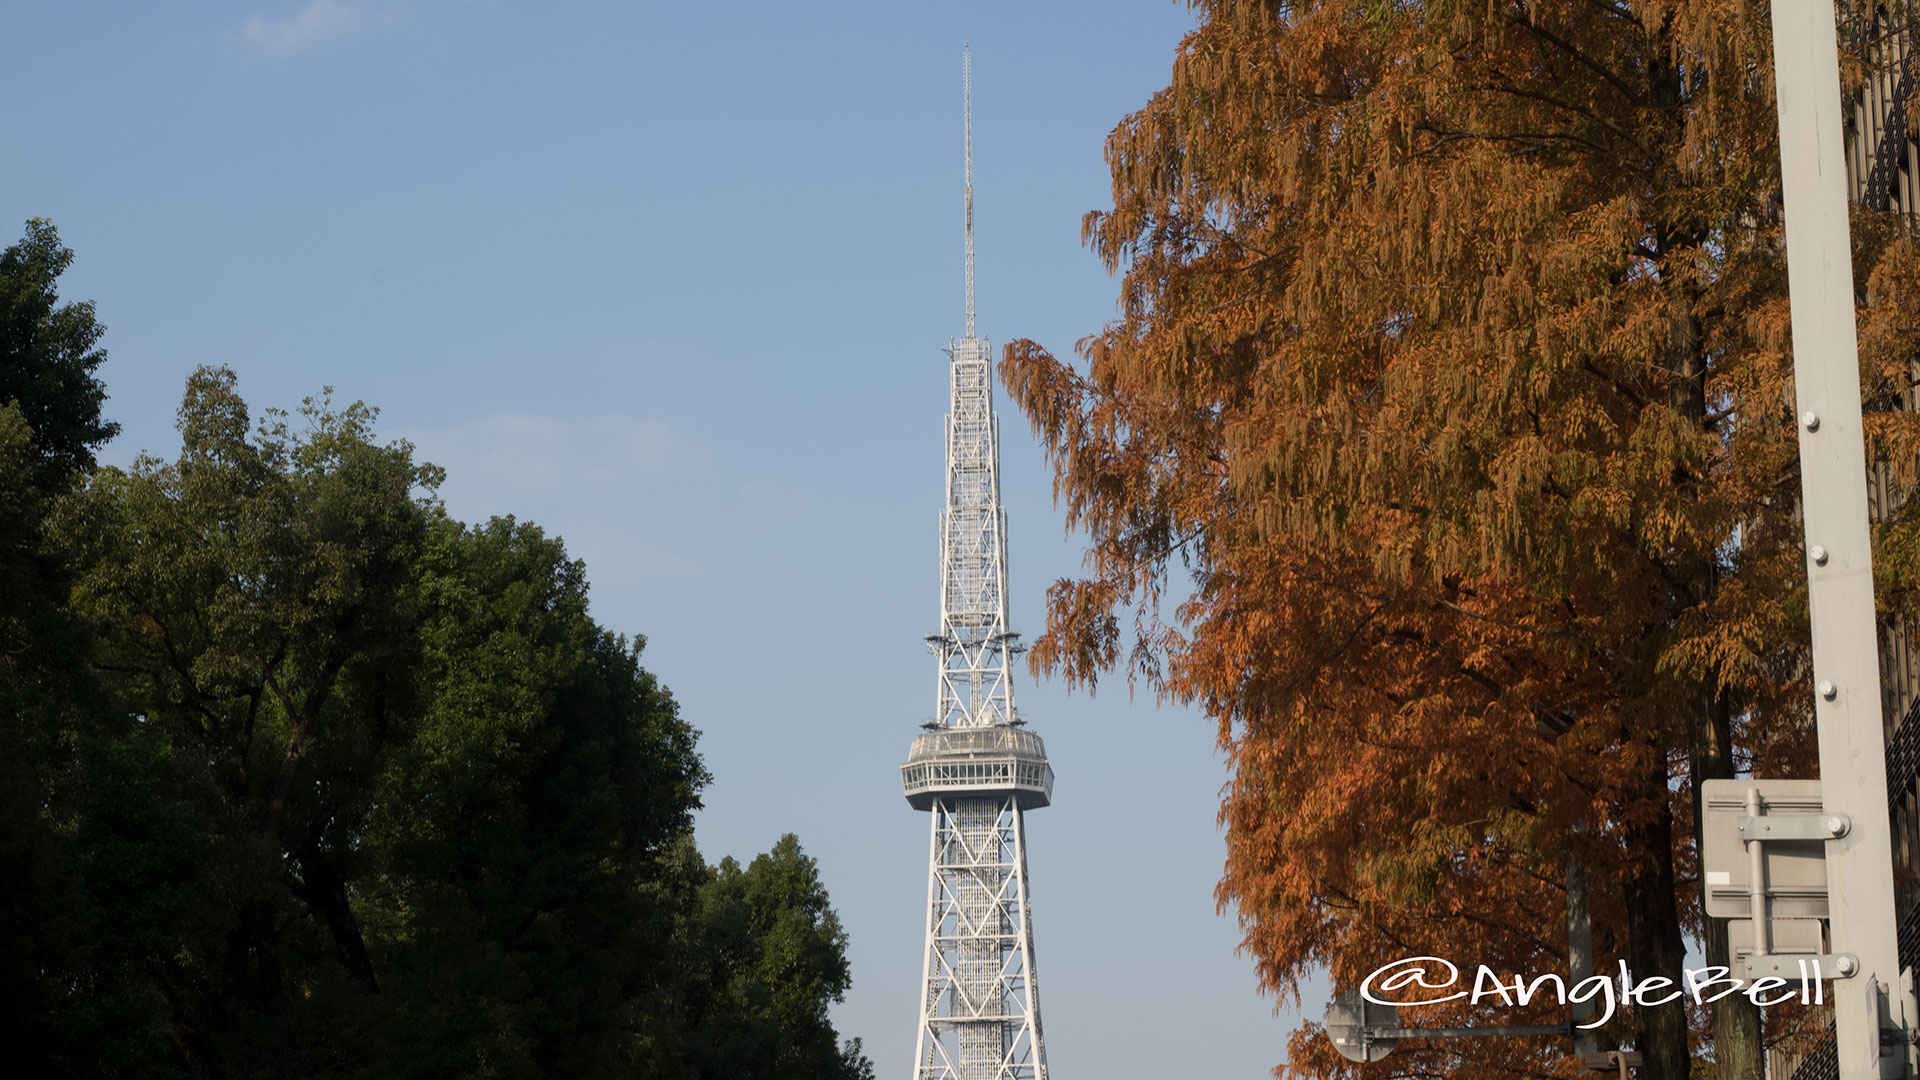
[898,44,1054,1080]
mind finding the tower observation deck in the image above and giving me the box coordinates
[900,45,1052,1080]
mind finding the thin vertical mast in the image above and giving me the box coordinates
[964,43,975,340]
[931,41,1013,732]
[902,45,1051,1080]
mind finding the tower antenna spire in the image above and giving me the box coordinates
[900,43,1053,1080]
[964,42,975,339]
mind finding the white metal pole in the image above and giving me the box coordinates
[1767,3,1906,1076]
[1746,787,1769,958]
[1010,804,1047,1080]
[914,806,941,1080]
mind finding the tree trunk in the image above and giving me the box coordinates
[295,840,380,991]
[220,927,249,1030]
[1624,751,1692,1080]
[218,900,283,1029]
[153,965,224,1080]
[1690,691,1763,1078]
[250,900,283,1004]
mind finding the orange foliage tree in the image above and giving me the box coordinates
[1001,3,1920,1078]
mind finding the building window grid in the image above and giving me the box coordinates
[903,758,1052,795]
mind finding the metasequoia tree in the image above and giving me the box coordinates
[1001,3,1920,1078]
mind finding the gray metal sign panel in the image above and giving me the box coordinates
[1728,917,1825,959]
[1325,993,1397,1063]
[1700,779,1828,919]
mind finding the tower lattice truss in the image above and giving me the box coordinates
[899,45,1053,1080]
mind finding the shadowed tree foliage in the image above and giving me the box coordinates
[0,220,130,1078]
[644,835,876,1080]
[999,4,1920,1078]
[1,291,873,1077]
[56,367,440,1077]
[351,512,710,1078]
[0,219,116,488]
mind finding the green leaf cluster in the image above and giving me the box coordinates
[0,221,871,1080]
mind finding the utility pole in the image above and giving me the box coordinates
[1768,3,1910,1076]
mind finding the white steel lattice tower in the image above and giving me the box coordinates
[898,45,1053,1080]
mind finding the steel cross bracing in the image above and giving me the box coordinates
[933,334,1018,731]
[902,44,1050,1080]
[911,797,1047,1080]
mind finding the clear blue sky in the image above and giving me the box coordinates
[4,2,1325,1075]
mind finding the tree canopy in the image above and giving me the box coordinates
[0,220,125,1078]
[1000,4,1920,1078]
[0,220,872,1080]
[0,219,116,489]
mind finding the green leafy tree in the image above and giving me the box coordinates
[0,401,90,1077]
[0,219,875,1074]
[0,219,124,1078]
[31,364,870,1080]
[0,219,117,488]
[56,366,439,1077]
[655,835,874,1080]
[356,514,707,1078]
